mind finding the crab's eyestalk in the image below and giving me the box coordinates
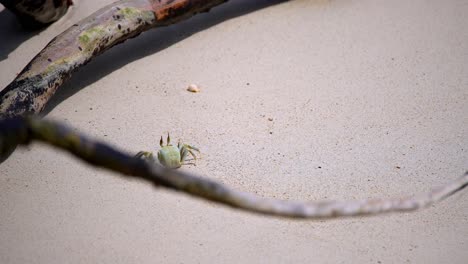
[167,133,171,146]
[159,136,163,147]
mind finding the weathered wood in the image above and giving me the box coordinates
[1,116,466,219]
[0,0,228,119]
[0,0,73,28]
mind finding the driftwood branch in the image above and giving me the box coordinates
[0,0,73,28]
[0,0,228,118]
[1,116,466,219]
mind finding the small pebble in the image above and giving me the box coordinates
[187,84,200,93]
[268,117,273,121]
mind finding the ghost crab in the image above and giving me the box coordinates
[136,134,200,169]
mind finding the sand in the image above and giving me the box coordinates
[0,0,467,263]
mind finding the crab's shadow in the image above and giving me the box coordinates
[42,0,286,114]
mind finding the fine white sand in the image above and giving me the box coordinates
[0,0,467,263]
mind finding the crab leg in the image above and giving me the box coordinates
[187,149,198,161]
[186,144,200,153]
[135,151,155,162]
[180,146,189,162]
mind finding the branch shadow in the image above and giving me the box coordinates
[43,0,286,115]
[0,8,43,62]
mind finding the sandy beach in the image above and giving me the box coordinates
[0,0,467,263]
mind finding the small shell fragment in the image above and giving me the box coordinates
[187,84,200,93]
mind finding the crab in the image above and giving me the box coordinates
[135,134,200,169]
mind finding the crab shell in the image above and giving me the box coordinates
[157,145,182,169]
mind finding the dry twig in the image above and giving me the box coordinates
[1,116,466,219]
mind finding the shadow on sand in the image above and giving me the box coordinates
[42,0,286,115]
[0,8,43,62]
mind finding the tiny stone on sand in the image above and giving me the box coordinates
[187,84,200,93]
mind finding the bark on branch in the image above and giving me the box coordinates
[0,0,228,118]
[1,116,466,219]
